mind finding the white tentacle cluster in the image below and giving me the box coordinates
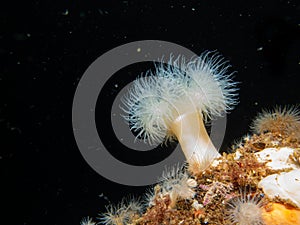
[121,52,238,145]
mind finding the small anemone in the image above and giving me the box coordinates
[158,164,197,208]
[80,217,96,225]
[225,190,264,225]
[98,197,142,225]
[143,187,156,208]
[251,105,300,135]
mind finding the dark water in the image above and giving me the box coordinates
[1,0,299,224]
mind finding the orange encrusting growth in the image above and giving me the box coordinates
[262,203,300,225]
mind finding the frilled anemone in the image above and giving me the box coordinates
[122,52,238,172]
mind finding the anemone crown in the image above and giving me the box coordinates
[122,52,238,145]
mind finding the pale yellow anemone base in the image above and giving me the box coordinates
[170,111,220,171]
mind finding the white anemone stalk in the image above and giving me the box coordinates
[122,52,238,170]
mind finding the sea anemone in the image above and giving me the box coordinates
[143,188,156,208]
[122,51,238,170]
[251,105,300,135]
[225,190,264,225]
[158,164,197,208]
[98,197,142,225]
[80,217,96,225]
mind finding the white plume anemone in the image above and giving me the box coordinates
[122,51,238,170]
